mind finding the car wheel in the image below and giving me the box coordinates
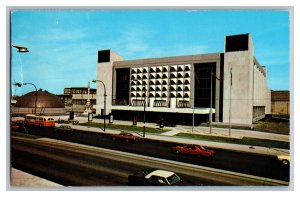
[282,159,289,165]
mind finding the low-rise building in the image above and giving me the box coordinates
[271,90,290,115]
[57,87,96,113]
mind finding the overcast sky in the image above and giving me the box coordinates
[11,10,290,95]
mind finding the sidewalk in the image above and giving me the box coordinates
[54,115,289,141]
[58,115,290,157]
[10,168,61,187]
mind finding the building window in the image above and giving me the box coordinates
[116,68,130,102]
[194,62,216,108]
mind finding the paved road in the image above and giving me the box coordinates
[12,126,290,182]
[11,135,287,186]
[11,135,215,186]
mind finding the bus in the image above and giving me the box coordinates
[24,114,55,127]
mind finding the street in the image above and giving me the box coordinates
[11,126,290,184]
[11,134,287,186]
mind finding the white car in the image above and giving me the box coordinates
[128,169,191,186]
[277,155,290,165]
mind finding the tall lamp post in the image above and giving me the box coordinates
[229,68,233,136]
[142,83,146,137]
[22,82,38,114]
[11,44,29,105]
[209,70,220,135]
[92,80,107,132]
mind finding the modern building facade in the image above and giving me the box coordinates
[271,90,290,115]
[57,87,96,113]
[95,33,271,126]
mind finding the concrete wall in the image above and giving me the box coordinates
[223,51,253,125]
[223,34,254,125]
[96,50,124,115]
[223,34,270,125]
[271,90,289,115]
[265,89,271,114]
[272,101,290,115]
[253,64,271,119]
[11,107,67,115]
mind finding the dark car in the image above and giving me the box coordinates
[171,144,215,158]
[111,132,140,142]
[128,169,193,186]
[55,125,74,134]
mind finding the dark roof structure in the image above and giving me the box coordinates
[15,90,64,108]
[12,90,66,115]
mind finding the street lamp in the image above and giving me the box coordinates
[22,82,38,114]
[229,68,233,136]
[92,80,107,132]
[12,45,29,53]
[11,44,29,103]
[209,70,220,135]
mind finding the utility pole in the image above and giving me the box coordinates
[23,82,37,114]
[143,87,146,137]
[92,80,107,131]
[229,68,232,136]
[209,70,220,135]
[192,107,195,133]
[210,70,213,134]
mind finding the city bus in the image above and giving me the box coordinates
[24,114,55,127]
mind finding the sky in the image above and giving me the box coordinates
[10,10,290,95]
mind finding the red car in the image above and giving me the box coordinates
[111,132,141,142]
[11,123,20,130]
[171,144,215,158]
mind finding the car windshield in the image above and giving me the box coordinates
[200,146,206,150]
[167,173,181,185]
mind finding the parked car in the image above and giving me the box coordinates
[11,123,20,130]
[55,125,74,134]
[277,155,290,165]
[128,169,192,186]
[111,132,140,142]
[57,119,79,125]
[171,144,215,158]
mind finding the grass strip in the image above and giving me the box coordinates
[175,133,289,149]
[11,131,40,139]
[200,121,290,135]
[79,122,170,134]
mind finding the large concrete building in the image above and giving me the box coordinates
[94,33,271,126]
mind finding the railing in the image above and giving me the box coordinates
[177,100,190,108]
[131,99,146,106]
[112,99,129,106]
[153,100,168,107]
